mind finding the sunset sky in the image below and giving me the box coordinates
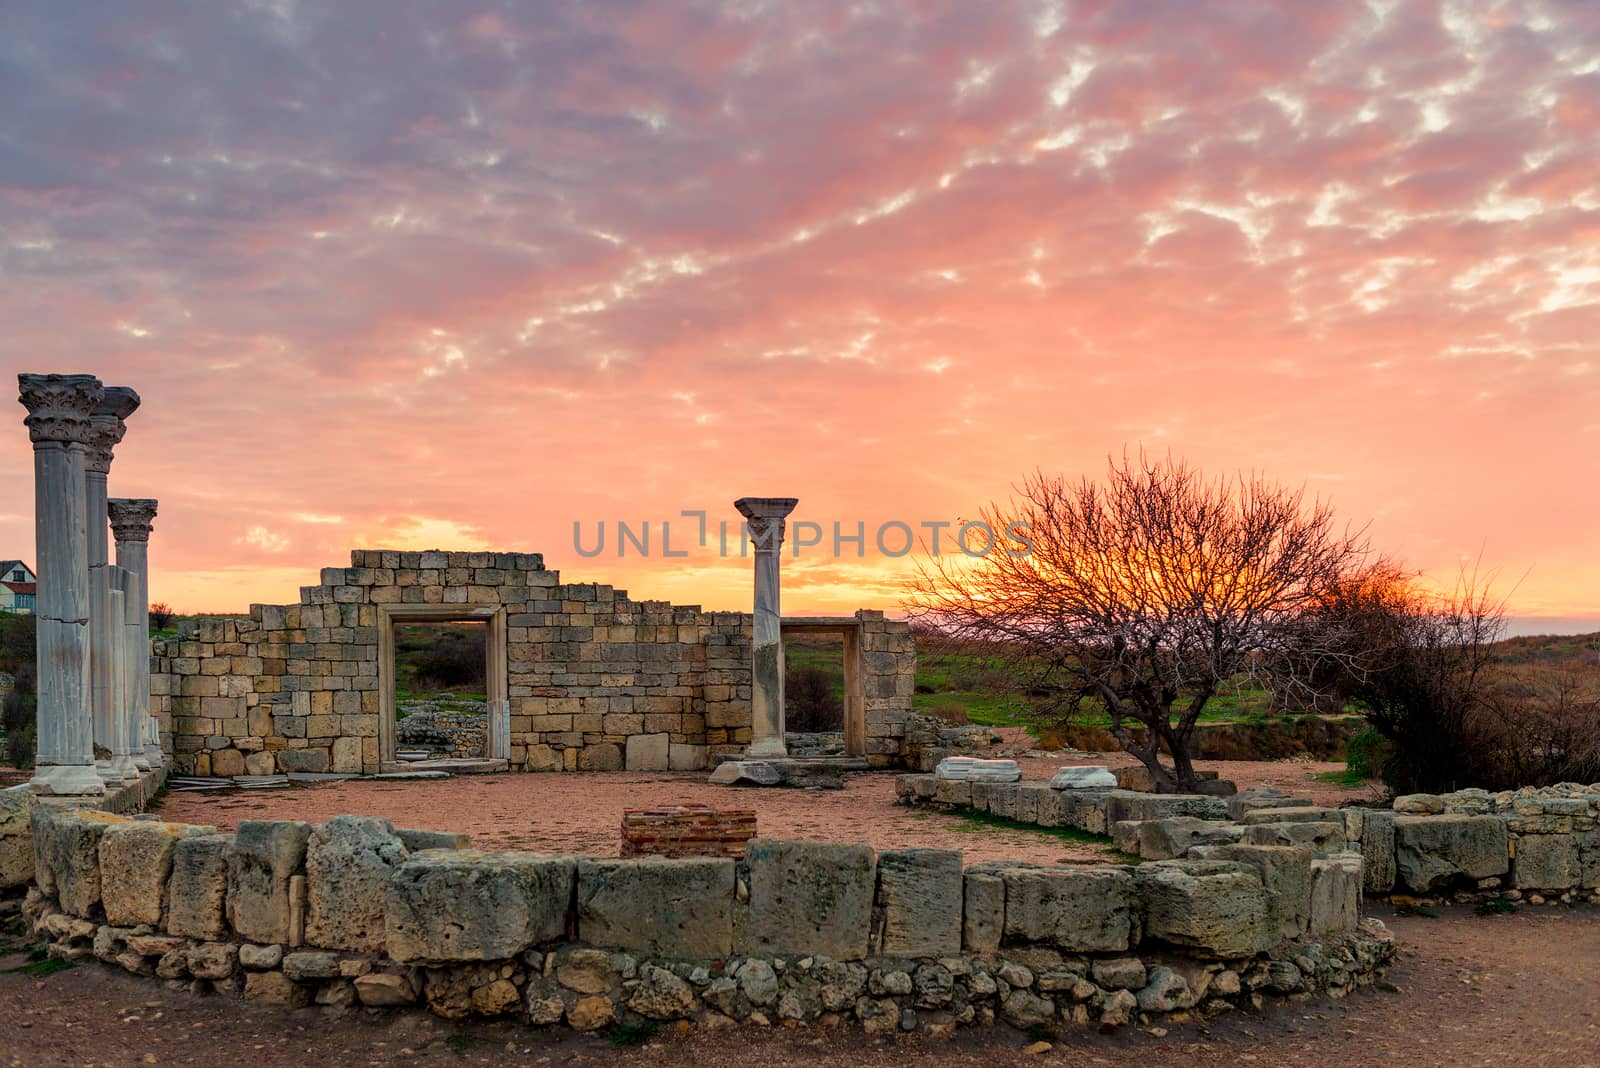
[2,1,1597,628]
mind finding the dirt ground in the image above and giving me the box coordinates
[152,738,1380,866]
[2,904,1597,1067]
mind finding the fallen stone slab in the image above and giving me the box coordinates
[934,757,1021,783]
[1138,817,1244,860]
[708,760,845,789]
[1050,766,1117,789]
[1240,820,1348,855]
[1228,788,1316,822]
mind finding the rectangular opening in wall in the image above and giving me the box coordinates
[783,630,847,754]
[392,620,489,762]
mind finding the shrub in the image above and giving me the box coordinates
[148,603,175,631]
[2,663,36,769]
[1343,726,1389,781]
[408,626,487,693]
[785,664,841,732]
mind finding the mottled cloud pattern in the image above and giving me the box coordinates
[1,1,1596,619]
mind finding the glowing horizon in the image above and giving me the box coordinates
[1,2,1596,625]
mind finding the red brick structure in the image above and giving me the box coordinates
[620,804,757,858]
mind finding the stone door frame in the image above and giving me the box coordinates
[778,617,865,757]
[376,603,509,770]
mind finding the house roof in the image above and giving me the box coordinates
[3,582,36,595]
[0,560,27,573]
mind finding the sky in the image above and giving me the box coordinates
[1,0,1597,628]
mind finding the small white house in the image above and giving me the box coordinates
[0,560,36,615]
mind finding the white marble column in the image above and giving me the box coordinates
[734,497,798,759]
[109,498,160,769]
[85,386,140,783]
[108,571,129,775]
[18,373,106,796]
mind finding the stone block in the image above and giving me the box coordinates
[1393,815,1509,893]
[578,744,623,771]
[1240,806,1342,825]
[625,733,670,772]
[36,809,131,917]
[1138,817,1243,860]
[1105,791,1228,825]
[1309,853,1362,937]
[746,839,874,960]
[962,869,1004,954]
[998,865,1134,952]
[306,816,410,951]
[167,834,232,940]
[875,848,962,958]
[1356,809,1396,893]
[99,821,214,928]
[1240,820,1347,854]
[1227,788,1315,822]
[576,856,734,957]
[386,850,575,963]
[0,789,36,890]
[1513,834,1580,890]
[330,736,363,773]
[1051,766,1117,789]
[1048,790,1111,835]
[225,820,311,943]
[1214,844,1312,940]
[245,970,308,1007]
[397,828,471,851]
[668,743,707,771]
[1137,860,1274,957]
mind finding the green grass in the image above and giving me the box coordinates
[948,808,1117,848]
[1316,766,1368,787]
[608,1022,659,1047]
[1476,896,1518,916]
[3,951,75,977]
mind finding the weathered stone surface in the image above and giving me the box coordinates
[962,870,1004,954]
[386,850,575,963]
[186,940,238,980]
[1356,809,1396,893]
[934,756,1020,782]
[708,760,782,787]
[1240,820,1347,854]
[225,820,311,943]
[354,972,416,1006]
[1309,853,1362,937]
[1240,806,1342,825]
[238,943,283,970]
[1393,815,1509,892]
[567,994,615,1031]
[0,789,37,889]
[1227,788,1314,822]
[1393,793,1444,815]
[98,821,213,928]
[1137,860,1274,957]
[998,865,1135,952]
[556,947,616,994]
[36,809,131,916]
[1513,834,1580,890]
[1105,791,1228,824]
[397,828,470,852]
[746,839,874,960]
[627,963,697,1019]
[277,749,330,774]
[167,834,232,940]
[245,970,308,1007]
[1137,967,1196,1012]
[1047,789,1111,835]
[625,733,670,772]
[577,744,623,772]
[1091,957,1147,990]
[876,849,962,958]
[305,815,410,951]
[1215,844,1313,940]
[282,949,340,980]
[576,856,733,957]
[1138,817,1243,860]
[999,989,1054,1028]
[1050,765,1117,789]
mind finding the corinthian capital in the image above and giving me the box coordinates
[108,498,159,543]
[18,373,104,445]
[734,497,799,551]
[85,386,141,473]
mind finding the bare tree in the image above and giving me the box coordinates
[905,455,1373,792]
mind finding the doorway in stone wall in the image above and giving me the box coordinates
[780,618,866,757]
[377,604,509,771]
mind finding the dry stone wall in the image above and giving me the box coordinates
[21,804,1393,1035]
[149,550,915,777]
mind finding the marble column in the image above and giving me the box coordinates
[108,571,129,774]
[734,497,798,759]
[109,498,160,769]
[18,373,106,796]
[85,386,140,783]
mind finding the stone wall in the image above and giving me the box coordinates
[20,805,1393,1034]
[897,776,1600,903]
[150,549,916,776]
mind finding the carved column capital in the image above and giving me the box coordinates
[85,386,140,474]
[108,498,159,543]
[734,497,799,552]
[17,373,103,446]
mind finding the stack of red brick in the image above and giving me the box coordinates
[620,804,757,859]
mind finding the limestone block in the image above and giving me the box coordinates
[330,736,363,773]
[167,834,232,940]
[962,869,1004,954]
[998,865,1134,952]
[627,963,697,1020]
[0,789,36,890]
[1051,766,1117,789]
[1105,791,1229,824]
[524,745,563,772]
[225,820,311,943]
[625,733,670,772]
[397,828,471,852]
[1136,860,1274,957]
[355,972,417,1006]
[577,744,623,771]
[1309,853,1362,937]
[1227,788,1315,821]
[37,810,131,917]
[1240,806,1342,825]
[99,821,214,928]
[576,857,733,957]
[282,949,340,980]
[1048,790,1111,835]
[875,849,962,958]
[305,816,410,951]
[1214,844,1312,940]
[932,778,972,807]
[668,743,707,771]
[1138,817,1244,860]
[245,970,308,1007]
[1393,815,1509,893]
[211,748,246,777]
[386,850,575,963]
[1240,820,1347,854]
[1513,834,1580,890]
[746,839,874,960]
[1356,809,1396,893]
[934,757,1020,782]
